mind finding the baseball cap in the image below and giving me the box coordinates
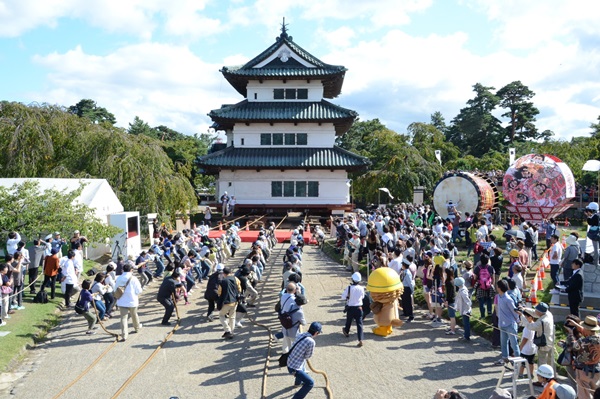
[308,322,323,334]
[351,272,361,282]
[216,263,224,271]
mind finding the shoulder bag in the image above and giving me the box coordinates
[533,322,547,347]
[114,276,132,300]
[74,292,86,315]
[278,335,309,368]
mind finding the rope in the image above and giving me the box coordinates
[110,293,182,398]
[307,360,334,398]
[92,299,120,339]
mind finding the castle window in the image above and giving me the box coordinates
[271,181,282,197]
[272,133,284,145]
[271,181,319,197]
[296,133,307,145]
[273,89,284,100]
[260,133,271,145]
[297,89,308,99]
[285,88,296,99]
[284,133,296,145]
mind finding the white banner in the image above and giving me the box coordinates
[509,148,516,165]
[434,150,442,165]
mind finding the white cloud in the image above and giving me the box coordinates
[32,43,240,134]
[317,26,355,49]
[0,0,218,39]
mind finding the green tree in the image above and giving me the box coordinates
[430,111,447,134]
[447,83,504,157]
[408,122,459,164]
[338,119,443,204]
[0,180,121,242]
[128,116,155,137]
[68,99,116,125]
[591,116,600,137]
[496,81,540,142]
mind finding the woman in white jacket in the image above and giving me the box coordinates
[115,263,143,342]
[454,277,472,341]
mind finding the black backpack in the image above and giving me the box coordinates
[277,297,299,329]
[34,290,49,304]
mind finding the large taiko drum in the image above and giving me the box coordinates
[433,172,498,219]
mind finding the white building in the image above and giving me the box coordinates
[198,25,369,213]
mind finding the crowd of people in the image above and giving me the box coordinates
[1,230,88,327]
[332,201,600,399]
[5,198,600,398]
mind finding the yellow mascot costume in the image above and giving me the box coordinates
[367,267,404,337]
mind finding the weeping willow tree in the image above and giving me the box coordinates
[0,101,196,222]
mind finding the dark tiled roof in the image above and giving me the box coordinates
[209,100,357,135]
[221,32,346,98]
[197,146,370,172]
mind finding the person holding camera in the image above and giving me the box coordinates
[342,272,366,347]
[566,315,600,399]
[494,279,521,366]
[561,258,584,318]
[586,202,600,266]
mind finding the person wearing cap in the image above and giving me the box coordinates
[51,232,66,254]
[520,302,555,378]
[562,235,581,281]
[474,254,495,319]
[346,231,361,273]
[454,277,472,341]
[287,321,322,399]
[585,203,600,266]
[508,249,521,279]
[519,308,539,379]
[342,272,366,346]
[156,270,183,326]
[561,258,584,318]
[70,230,88,251]
[566,315,600,398]
[204,264,224,321]
[527,364,558,399]
[220,191,229,216]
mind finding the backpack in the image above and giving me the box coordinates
[524,231,534,248]
[34,290,49,304]
[478,266,493,290]
[277,297,299,329]
[386,237,395,252]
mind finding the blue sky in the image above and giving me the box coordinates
[1,0,600,141]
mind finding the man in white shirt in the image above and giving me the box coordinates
[115,263,143,342]
[6,232,21,256]
[341,272,366,347]
[549,234,563,284]
[388,249,403,276]
[60,251,79,308]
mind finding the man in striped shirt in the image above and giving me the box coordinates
[287,321,322,399]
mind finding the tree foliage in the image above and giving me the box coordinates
[338,119,443,204]
[446,83,504,157]
[68,99,116,125]
[0,102,196,223]
[0,180,121,242]
[496,80,540,143]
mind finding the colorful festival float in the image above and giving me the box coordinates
[432,172,499,220]
[503,153,575,223]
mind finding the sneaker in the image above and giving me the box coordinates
[445,330,456,335]
[357,341,364,347]
[406,316,414,323]
[224,332,234,340]
[342,328,349,337]
[0,321,6,327]
[493,358,507,366]
[221,332,229,338]
[549,288,561,295]
[207,314,214,322]
[235,321,243,328]
[86,330,96,335]
[4,316,11,319]
[161,321,172,326]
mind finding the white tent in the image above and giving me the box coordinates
[0,178,123,223]
[0,178,124,259]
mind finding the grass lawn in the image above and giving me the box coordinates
[0,259,100,372]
